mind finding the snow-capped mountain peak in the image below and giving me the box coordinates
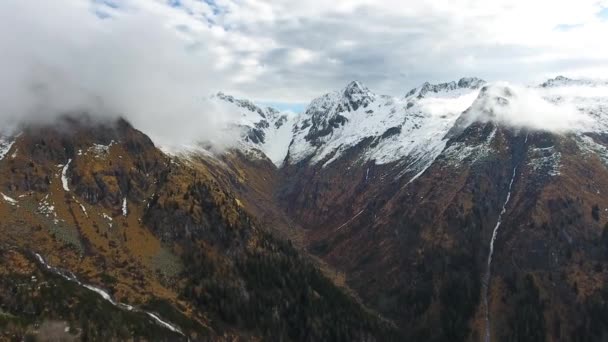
[342,80,376,110]
[286,78,486,171]
[215,92,269,119]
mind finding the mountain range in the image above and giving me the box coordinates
[2,76,608,341]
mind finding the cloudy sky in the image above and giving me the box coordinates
[2,0,608,115]
[107,0,608,104]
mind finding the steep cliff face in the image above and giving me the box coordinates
[0,115,398,341]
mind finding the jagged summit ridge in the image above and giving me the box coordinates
[342,80,377,111]
[215,91,281,120]
[405,77,486,98]
[540,75,608,88]
[304,80,376,118]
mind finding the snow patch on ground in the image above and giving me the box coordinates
[79,203,88,217]
[102,213,113,228]
[39,196,59,224]
[73,198,88,217]
[1,192,17,205]
[442,128,497,167]
[528,146,561,176]
[577,134,608,166]
[86,141,115,158]
[122,198,128,216]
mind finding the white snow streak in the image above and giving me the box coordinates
[482,165,518,342]
[146,312,184,334]
[61,159,72,191]
[79,203,88,217]
[335,210,365,231]
[404,161,434,187]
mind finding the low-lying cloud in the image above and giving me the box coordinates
[466,83,596,132]
[0,0,242,149]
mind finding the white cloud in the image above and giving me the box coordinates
[0,0,245,149]
[466,83,595,132]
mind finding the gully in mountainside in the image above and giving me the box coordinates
[482,132,529,342]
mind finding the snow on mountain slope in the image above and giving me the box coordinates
[212,92,296,166]
[286,78,486,171]
[186,76,608,176]
[538,76,608,132]
[0,136,15,161]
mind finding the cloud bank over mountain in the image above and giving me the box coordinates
[464,83,598,132]
[0,0,243,149]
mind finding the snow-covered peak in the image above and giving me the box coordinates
[304,80,377,118]
[287,78,484,171]
[342,80,376,110]
[458,77,486,89]
[405,77,485,99]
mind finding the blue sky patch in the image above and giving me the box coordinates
[554,23,583,31]
[598,7,608,20]
[258,101,307,113]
